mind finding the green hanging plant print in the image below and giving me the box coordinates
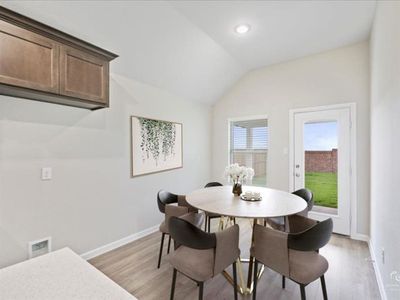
[131,116,183,177]
[138,117,177,164]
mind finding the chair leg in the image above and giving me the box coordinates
[204,216,208,232]
[282,275,286,289]
[167,235,171,254]
[207,217,211,233]
[157,233,165,268]
[170,268,177,300]
[300,284,306,300]
[321,275,328,300]
[198,282,204,300]
[233,217,236,225]
[247,256,254,289]
[232,262,238,300]
[263,219,267,226]
[253,259,258,300]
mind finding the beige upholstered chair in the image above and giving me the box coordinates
[168,216,240,300]
[157,190,204,268]
[252,215,333,300]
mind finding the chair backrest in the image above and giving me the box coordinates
[169,216,216,250]
[288,218,333,252]
[204,182,223,188]
[157,190,178,213]
[292,188,314,211]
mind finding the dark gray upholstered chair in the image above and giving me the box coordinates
[252,215,333,300]
[168,216,240,300]
[265,188,314,231]
[204,182,223,232]
[157,190,204,268]
[293,188,314,213]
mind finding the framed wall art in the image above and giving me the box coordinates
[131,116,183,177]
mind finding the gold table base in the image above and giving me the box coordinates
[222,259,265,295]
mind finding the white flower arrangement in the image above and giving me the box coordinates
[224,163,255,184]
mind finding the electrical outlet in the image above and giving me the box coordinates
[41,167,52,180]
[381,248,385,264]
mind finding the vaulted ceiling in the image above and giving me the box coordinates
[2,1,376,104]
[171,1,376,70]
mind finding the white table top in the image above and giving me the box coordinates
[0,248,137,300]
[186,186,307,218]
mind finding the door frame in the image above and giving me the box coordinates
[289,103,357,238]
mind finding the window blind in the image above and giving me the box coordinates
[230,119,268,186]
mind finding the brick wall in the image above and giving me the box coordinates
[305,149,337,173]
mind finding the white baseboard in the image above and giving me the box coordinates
[368,239,388,300]
[351,233,370,242]
[81,225,159,261]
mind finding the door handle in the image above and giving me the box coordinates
[295,173,301,177]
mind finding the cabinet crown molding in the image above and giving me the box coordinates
[0,6,118,61]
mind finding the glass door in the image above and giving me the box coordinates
[293,108,351,235]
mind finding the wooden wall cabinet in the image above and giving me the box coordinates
[60,46,109,104]
[0,6,118,110]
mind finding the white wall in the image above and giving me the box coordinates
[212,42,370,236]
[0,9,211,267]
[370,2,400,299]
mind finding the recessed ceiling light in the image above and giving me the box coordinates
[235,24,251,34]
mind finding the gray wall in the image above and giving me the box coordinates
[212,42,370,236]
[370,2,400,299]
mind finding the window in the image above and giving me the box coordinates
[230,118,268,186]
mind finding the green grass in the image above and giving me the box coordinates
[305,172,338,208]
[250,172,337,208]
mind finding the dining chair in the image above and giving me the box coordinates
[292,188,314,215]
[204,182,223,232]
[265,188,314,230]
[252,215,333,300]
[168,216,240,300]
[157,190,204,268]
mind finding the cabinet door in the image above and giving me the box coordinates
[0,20,59,93]
[60,46,109,104]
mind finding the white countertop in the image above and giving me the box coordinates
[0,248,137,300]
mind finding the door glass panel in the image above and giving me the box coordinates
[304,121,338,215]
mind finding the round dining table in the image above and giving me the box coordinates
[186,185,307,295]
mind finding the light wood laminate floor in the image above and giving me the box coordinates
[90,220,380,300]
